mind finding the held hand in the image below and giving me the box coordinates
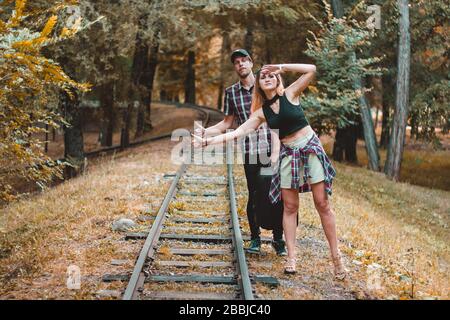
[191,133,205,148]
[261,64,284,75]
[270,151,280,171]
[270,155,279,167]
[194,124,205,137]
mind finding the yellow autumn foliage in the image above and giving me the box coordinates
[0,0,90,203]
[40,15,58,38]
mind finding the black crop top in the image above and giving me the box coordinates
[262,93,309,139]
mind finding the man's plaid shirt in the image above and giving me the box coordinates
[223,81,271,155]
[269,133,336,204]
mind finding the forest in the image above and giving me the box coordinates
[0,0,448,301]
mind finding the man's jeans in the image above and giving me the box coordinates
[243,152,283,241]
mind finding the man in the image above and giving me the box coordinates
[196,49,286,256]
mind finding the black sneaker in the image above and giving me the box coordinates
[272,239,287,256]
[246,238,261,254]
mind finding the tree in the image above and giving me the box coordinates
[303,2,383,147]
[329,0,380,170]
[407,1,449,146]
[172,0,321,107]
[0,0,90,202]
[184,50,196,104]
[385,0,411,180]
[369,0,449,150]
[46,1,106,175]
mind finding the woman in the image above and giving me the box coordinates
[193,63,346,279]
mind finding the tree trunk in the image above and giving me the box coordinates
[331,0,380,171]
[142,39,159,133]
[217,81,224,111]
[380,73,393,148]
[331,0,357,164]
[262,16,272,64]
[217,32,230,110]
[332,125,358,163]
[100,82,115,147]
[330,0,344,17]
[136,27,160,138]
[126,14,148,141]
[61,90,84,178]
[45,123,49,153]
[352,57,380,171]
[132,13,150,138]
[374,104,380,131]
[380,101,391,148]
[133,52,148,136]
[410,112,418,140]
[135,103,146,139]
[244,21,254,53]
[371,76,383,131]
[385,0,411,181]
[184,50,196,104]
[160,90,167,101]
[120,102,133,149]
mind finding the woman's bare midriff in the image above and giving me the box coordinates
[280,125,314,144]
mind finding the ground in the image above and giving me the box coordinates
[0,105,448,300]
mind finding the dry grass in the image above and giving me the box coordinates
[321,130,450,191]
[0,138,186,299]
[329,162,449,298]
[232,151,449,299]
[1,105,199,299]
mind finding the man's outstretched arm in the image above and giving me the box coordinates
[195,89,235,136]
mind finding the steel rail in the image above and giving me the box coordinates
[121,105,213,300]
[226,142,254,300]
[122,163,187,300]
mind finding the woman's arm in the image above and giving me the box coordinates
[193,109,265,147]
[195,114,235,137]
[261,63,316,101]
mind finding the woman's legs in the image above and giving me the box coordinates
[281,188,299,260]
[310,181,346,279]
[310,182,339,258]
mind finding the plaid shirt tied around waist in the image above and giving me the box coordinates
[268,132,337,204]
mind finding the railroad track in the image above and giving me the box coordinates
[102,142,279,300]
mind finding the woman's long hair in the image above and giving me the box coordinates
[250,70,285,114]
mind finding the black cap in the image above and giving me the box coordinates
[230,49,251,63]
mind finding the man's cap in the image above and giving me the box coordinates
[231,49,251,63]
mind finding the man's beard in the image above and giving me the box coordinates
[239,70,251,79]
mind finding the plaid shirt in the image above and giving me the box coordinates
[268,133,336,204]
[223,81,271,155]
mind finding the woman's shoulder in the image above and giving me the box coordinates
[253,106,265,116]
[253,106,267,120]
[282,89,301,106]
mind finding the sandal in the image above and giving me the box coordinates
[284,257,297,274]
[332,252,347,280]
